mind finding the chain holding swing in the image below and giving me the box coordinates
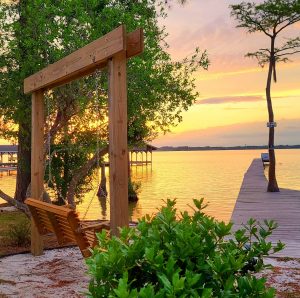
[43,94,66,203]
[43,69,105,217]
[82,69,105,220]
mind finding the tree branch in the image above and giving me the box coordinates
[259,48,271,53]
[276,50,300,57]
[66,146,109,207]
[276,15,300,35]
[0,188,30,216]
[275,37,300,54]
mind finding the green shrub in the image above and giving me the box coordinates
[128,180,141,202]
[6,218,31,247]
[86,199,284,297]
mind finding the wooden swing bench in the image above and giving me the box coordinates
[25,198,110,258]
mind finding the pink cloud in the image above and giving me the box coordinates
[196,95,263,105]
[152,119,300,147]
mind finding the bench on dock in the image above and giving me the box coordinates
[25,198,110,257]
[0,166,17,173]
[261,153,269,164]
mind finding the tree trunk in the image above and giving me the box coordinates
[14,0,32,202]
[15,119,32,202]
[266,37,279,192]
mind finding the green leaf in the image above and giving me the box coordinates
[172,272,185,292]
[158,273,172,293]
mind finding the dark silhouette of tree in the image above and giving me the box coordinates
[231,0,300,192]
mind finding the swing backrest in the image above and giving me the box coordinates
[25,198,92,257]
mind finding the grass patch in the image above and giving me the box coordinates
[0,211,29,236]
[5,217,30,246]
[0,210,31,255]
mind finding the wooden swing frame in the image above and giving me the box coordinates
[24,25,144,256]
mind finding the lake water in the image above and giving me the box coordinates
[1,149,300,222]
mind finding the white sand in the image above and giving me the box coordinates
[0,247,89,298]
[257,257,300,296]
[1,248,299,297]
[0,206,18,212]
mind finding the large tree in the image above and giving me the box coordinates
[0,0,208,207]
[230,0,300,192]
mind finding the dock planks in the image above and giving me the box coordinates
[231,158,300,258]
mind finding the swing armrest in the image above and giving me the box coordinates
[78,221,110,233]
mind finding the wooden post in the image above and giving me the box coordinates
[31,90,45,255]
[108,51,129,235]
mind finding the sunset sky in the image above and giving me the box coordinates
[0,0,299,147]
[152,0,300,147]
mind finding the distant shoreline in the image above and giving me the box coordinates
[157,145,300,152]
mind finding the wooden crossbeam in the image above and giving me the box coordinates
[24,26,143,94]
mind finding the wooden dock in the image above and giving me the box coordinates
[0,162,17,175]
[103,160,152,167]
[130,160,152,166]
[231,158,300,258]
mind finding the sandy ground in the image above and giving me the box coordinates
[257,257,300,297]
[0,206,18,212]
[0,247,89,298]
[1,247,300,298]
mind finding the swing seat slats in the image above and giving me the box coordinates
[25,198,110,258]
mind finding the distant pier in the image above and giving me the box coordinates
[0,145,18,175]
[0,163,17,175]
[130,144,157,166]
[231,159,300,258]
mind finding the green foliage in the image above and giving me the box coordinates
[45,143,99,205]
[86,199,283,297]
[0,0,209,142]
[230,0,300,68]
[5,218,31,247]
[0,0,208,202]
[230,0,300,33]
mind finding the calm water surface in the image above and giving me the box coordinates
[1,149,300,222]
